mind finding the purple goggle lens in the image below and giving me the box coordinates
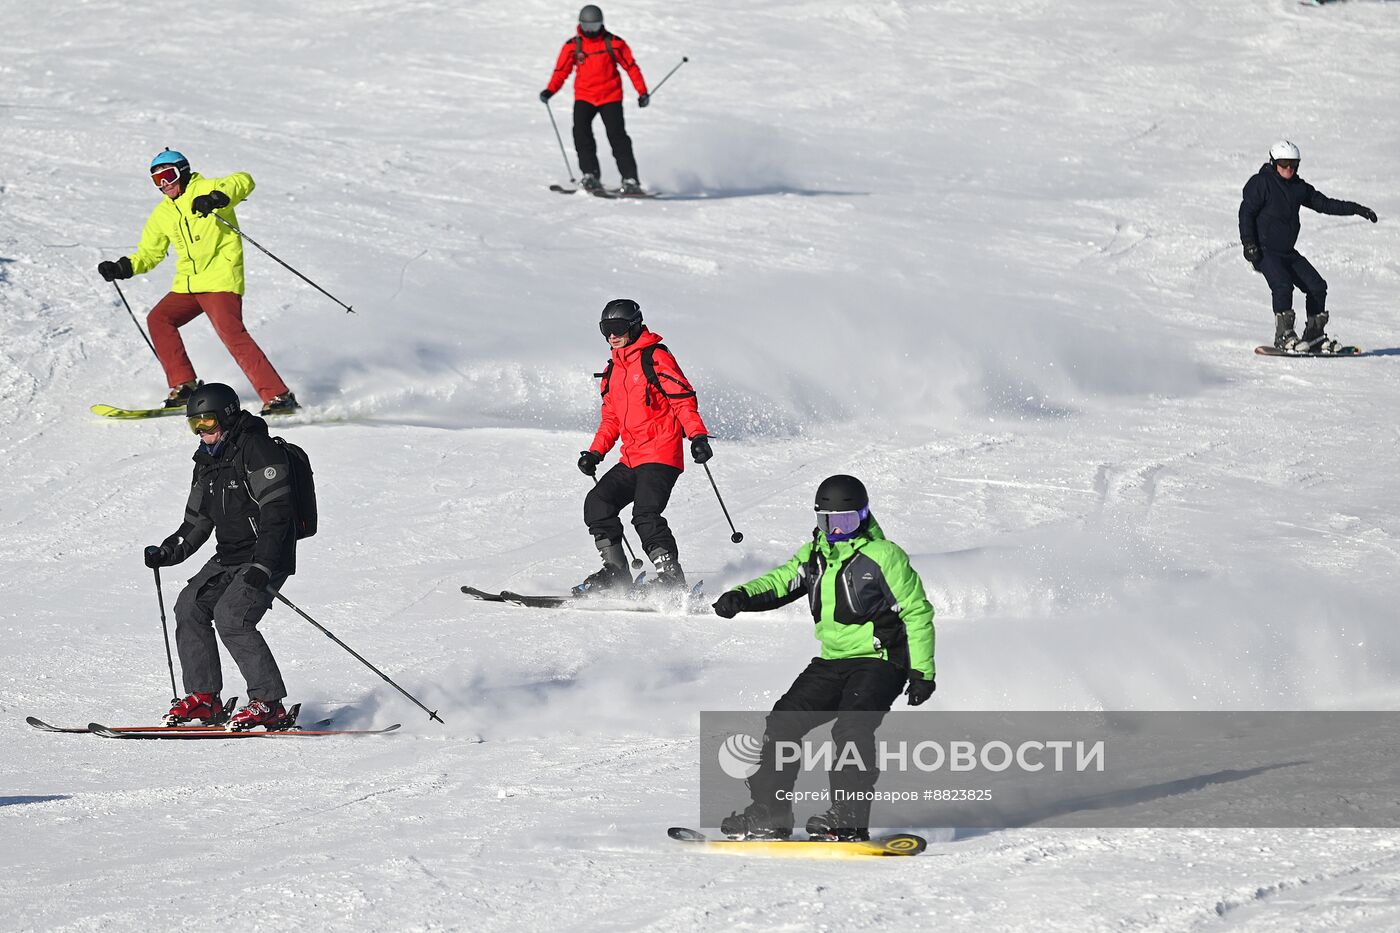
[816,507,867,537]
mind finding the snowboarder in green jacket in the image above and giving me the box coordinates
[711,474,935,841]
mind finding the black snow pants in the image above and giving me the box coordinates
[1260,250,1327,317]
[748,658,908,830]
[174,559,288,702]
[573,99,638,180]
[585,462,681,558]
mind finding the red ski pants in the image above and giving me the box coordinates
[147,292,289,402]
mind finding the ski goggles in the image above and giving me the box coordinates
[815,507,868,537]
[1275,159,1299,171]
[151,165,183,187]
[187,413,220,435]
[600,318,635,338]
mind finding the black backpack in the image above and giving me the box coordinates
[596,343,696,406]
[241,436,318,539]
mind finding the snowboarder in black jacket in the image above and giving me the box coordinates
[1238,140,1378,352]
[143,383,297,730]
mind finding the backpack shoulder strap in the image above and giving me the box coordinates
[574,34,585,63]
[604,33,620,67]
[595,359,614,396]
[640,343,696,400]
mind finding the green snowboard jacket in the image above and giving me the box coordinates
[733,515,935,679]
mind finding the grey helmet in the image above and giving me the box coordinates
[579,4,604,33]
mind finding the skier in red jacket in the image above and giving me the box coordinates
[540,5,649,195]
[577,299,711,591]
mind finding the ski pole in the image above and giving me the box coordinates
[210,214,356,314]
[273,592,444,724]
[150,563,180,703]
[543,98,576,183]
[112,282,159,362]
[592,475,644,569]
[647,57,689,100]
[701,463,744,543]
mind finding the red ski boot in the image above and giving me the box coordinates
[228,699,291,732]
[166,692,224,726]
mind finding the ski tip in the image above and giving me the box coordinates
[86,723,124,738]
[668,826,707,841]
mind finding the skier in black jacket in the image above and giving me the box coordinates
[143,383,297,730]
[1238,140,1378,352]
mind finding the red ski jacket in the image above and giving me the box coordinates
[590,329,708,471]
[546,28,648,106]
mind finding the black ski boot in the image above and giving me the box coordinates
[260,391,300,415]
[1299,312,1338,353]
[163,379,203,409]
[580,172,603,194]
[805,805,870,842]
[574,538,632,595]
[720,801,793,840]
[647,548,687,589]
[1273,310,1301,351]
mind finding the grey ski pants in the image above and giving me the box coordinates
[174,559,288,702]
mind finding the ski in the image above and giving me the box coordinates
[548,184,661,200]
[26,697,242,733]
[87,713,400,739]
[1255,345,1362,357]
[461,583,705,612]
[90,404,185,420]
[91,403,303,420]
[667,827,928,857]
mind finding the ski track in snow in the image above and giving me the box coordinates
[3,0,1400,929]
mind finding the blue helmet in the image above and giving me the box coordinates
[149,148,191,187]
[150,149,188,169]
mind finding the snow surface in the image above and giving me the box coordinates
[3,0,1400,929]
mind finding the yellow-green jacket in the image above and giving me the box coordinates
[128,171,255,295]
[736,515,936,679]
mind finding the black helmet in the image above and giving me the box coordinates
[579,4,604,32]
[186,382,241,428]
[814,474,869,512]
[599,297,644,342]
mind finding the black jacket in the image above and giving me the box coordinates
[162,411,296,575]
[1239,162,1363,254]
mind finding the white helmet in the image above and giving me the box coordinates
[1269,139,1301,163]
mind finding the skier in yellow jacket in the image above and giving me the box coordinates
[97,149,298,414]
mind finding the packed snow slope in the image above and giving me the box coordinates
[3,0,1400,929]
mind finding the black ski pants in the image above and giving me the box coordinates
[573,99,638,181]
[1261,250,1327,317]
[748,658,908,830]
[174,559,288,702]
[585,462,680,558]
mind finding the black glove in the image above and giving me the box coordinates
[1242,240,1262,271]
[690,434,713,464]
[1356,205,1378,223]
[242,565,270,591]
[905,671,935,706]
[577,450,603,476]
[539,89,554,103]
[98,256,133,282]
[638,93,650,108]
[712,589,749,619]
[190,190,230,217]
[143,545,170,569]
